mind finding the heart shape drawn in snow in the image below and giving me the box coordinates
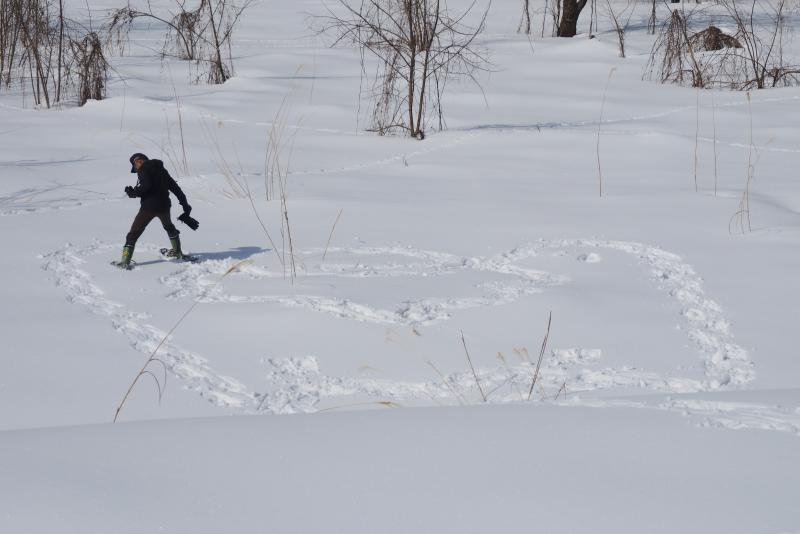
[42,238,754,414]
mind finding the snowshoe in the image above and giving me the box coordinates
[160,248,199,263]
[111,260,135,270]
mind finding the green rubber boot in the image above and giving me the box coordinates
[165,235,183,258]
[116,244,134,269]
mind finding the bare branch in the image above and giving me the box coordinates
[317,0,489,139]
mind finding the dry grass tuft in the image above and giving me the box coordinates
[597,67,616,197]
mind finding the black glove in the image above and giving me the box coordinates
[182,203,192,216]
[124,186,136,198]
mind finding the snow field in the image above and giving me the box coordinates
[1,0,800,532]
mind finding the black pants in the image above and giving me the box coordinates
[125,209,179,247]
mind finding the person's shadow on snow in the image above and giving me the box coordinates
[194,246,270,261]
[134,246,270,266]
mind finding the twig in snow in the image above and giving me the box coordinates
[427,359,466,406]
[597,68,616,197]
[694,87,700,192]
[711,90,718,196]
[460,331,487,403]
[527,311,552,402]
[322,208,343,262]
[553,381,567,401]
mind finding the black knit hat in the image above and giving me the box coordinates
[129,153,148,173]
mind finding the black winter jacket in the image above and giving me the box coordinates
[130,159,188,212]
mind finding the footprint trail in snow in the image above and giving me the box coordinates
[41,238,790,436]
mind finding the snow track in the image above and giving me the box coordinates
[289,133,482,176]
[661,399,800,436]
[157,235,753,395]
[536,238,754,388]
[42,237,757,420]
[0,181,117,217]
[159,243,569,326]
[41,241,256,410]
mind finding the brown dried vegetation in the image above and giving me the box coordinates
[0,0,109,107]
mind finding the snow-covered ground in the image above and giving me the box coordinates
[2,0,800,532]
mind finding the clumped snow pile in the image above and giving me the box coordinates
[1,1,800,533]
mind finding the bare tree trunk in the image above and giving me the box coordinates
[648,0,657,34]
[557,0,588,37]
[541,0,548,37]
[0,0,8,84]
[406,0,416,137]
[206,0,227,83]
[416,0,440,139]
[56,0,63,102]
[322,0,487,139]
[19,17,50,106]
[518,0,531,34]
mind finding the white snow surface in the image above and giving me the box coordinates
[2,0,800,532]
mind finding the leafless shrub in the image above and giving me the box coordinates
[648,2,799,90]
[647,9,707,87]
[605,0,635,58]
[108,0,252,85]
[202,97,301,282]
[1,0,61,106]
[70,31,108,105]
[0,0,109,107]
[172,0,205,60]
[719,0,799,89]
[107,1,214,62]
[108,6,194,60]
[766,65,800,87]
[321,0,489,139]
[268,108,299,283]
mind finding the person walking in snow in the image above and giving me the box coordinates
[116,153,194,269]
